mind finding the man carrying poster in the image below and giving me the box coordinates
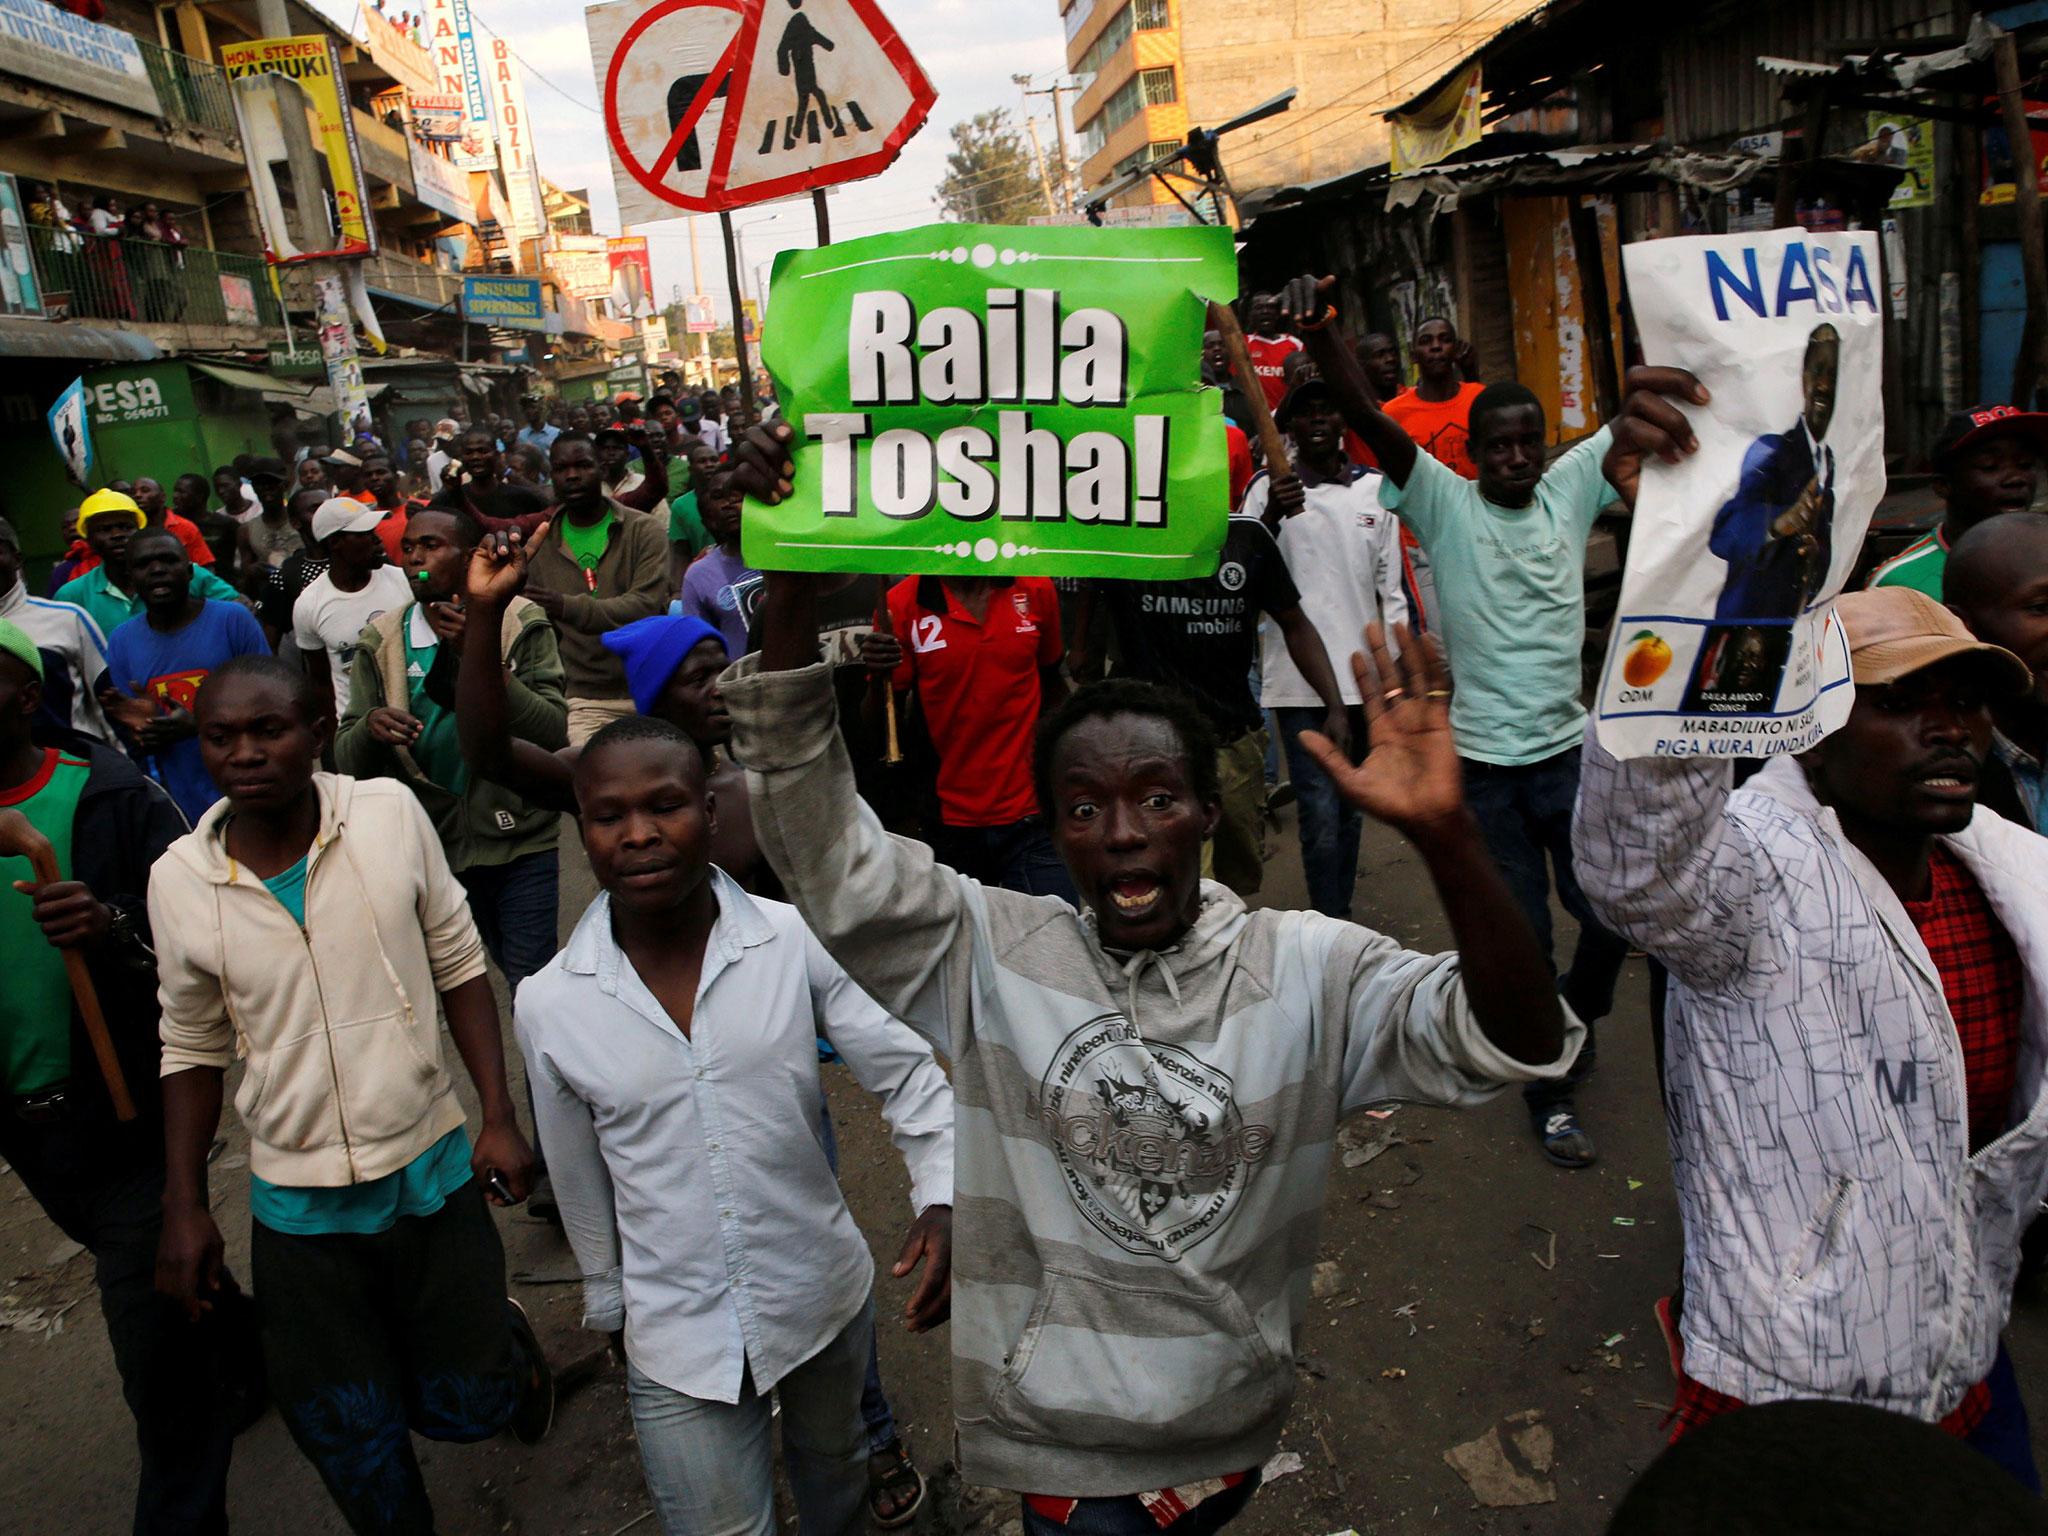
[1684,322,1840,711]
[1577,367,2048,1489]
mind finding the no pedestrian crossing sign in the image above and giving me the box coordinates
[586,0,935,224]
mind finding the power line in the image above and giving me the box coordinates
[472,18,604,116]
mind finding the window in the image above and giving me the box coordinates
[1081,74,1145,155]
[1114,140,1179,177]
[1074,5,1133,80]
[1140,67,1178,106]
[1135,0,1169,27]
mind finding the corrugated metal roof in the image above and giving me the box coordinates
[0,318,159,362]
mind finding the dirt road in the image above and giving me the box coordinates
[5,814,2044,1534]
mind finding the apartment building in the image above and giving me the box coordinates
[1059,0,1545,212]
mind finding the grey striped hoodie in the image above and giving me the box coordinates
[722,657,1584,1497]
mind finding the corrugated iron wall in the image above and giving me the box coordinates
[1664,0,1963,143]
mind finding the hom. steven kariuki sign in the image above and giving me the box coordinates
[745,223,1238,579]
[1594,229,1884,759]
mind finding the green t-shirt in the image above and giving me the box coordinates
[668,491,708,557]
[559,514,615,578]
[1380,426,1617,766]
[1868,531,1946,598]
[402,607,468,794]
[250,1125,474,1235]
[54,564,240,641]
[262,852,310,926]
[0,749,90,1094]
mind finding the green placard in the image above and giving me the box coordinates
[744,223,1238,580]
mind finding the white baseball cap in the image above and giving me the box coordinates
[310,497,387,542]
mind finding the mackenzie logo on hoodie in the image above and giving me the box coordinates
[1030,1015,1275,1261]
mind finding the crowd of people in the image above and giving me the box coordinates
[1,269,2046,1536]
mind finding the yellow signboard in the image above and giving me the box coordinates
[1390,64,1484,177]
[221,35,377,260]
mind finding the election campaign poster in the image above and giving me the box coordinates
[221,35,377,260]
[1593,228,1883,759]
[744,223,1237,580]
[47,377,91,489]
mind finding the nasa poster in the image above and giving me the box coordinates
[1594,228,1883,759]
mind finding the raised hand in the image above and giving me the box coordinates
[466,519,548,609]
[1298,622,1464,841]
[1604,366,1708,512]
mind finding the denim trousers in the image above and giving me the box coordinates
[457,848,561,994]
[817,1091,899,1456]
[1459,746,1629,1112]
[627,1302,875,1536]
[252,1181,537,1535]
[1273,705,1365,919]
[934,817,1080,906]
[460,849,561,1171]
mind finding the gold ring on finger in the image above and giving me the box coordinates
[1426,689,1450,699]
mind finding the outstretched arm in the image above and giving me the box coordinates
[1278,274,1418,485]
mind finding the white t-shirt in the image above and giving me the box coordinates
[1244,463,1409,709]
[293,564,411,718]
[426,448,453,494]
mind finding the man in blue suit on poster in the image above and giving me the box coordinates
[1683,322,1840,710]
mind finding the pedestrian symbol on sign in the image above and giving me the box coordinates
[587,0,934,223]
[764,0,873,152]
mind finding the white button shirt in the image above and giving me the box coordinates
[514,870,955,1403]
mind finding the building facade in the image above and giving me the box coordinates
[1058,0,1546,211]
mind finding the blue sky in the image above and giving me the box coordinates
[327,0,1074,320]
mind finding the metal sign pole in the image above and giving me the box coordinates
[720,209,754,426]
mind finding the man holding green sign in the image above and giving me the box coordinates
[743,224,1239,580]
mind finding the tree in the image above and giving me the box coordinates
[936,109,1051,225]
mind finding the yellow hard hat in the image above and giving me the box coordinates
[78,488,145,529]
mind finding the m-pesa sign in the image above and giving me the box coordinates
[586,0,933,223]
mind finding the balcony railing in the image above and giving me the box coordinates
[26,225,280,330]
[135,38,239,141]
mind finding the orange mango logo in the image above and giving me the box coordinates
[1622,631,1673,688]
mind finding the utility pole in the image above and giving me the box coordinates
[1024,116,1057,217]
[688,215,711,387]
[1016,74,1076,212]
[252,0,368,440]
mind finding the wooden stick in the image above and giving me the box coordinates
[1207,300,1290,475]
[0,809,136,1120]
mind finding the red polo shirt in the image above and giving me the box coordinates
[885,575,1061,828]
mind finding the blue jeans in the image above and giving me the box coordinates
[1967,1343,2041,1492]
[1459,747,1628,1113]
[456,848,561,993]
[934,817,1079,906]
[461,850,561,1172]
[628,1302,875,1536]
[1274,705,1363,919]
[1019,1471,1261,1535]
[816,1089,899,1456]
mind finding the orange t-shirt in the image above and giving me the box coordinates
[70,509,215,576]
[1383,383,1485,480]
[1226,423,1253,510]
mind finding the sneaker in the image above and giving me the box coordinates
[1534,1105,1597,1169]
[505,1297,555,1445]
